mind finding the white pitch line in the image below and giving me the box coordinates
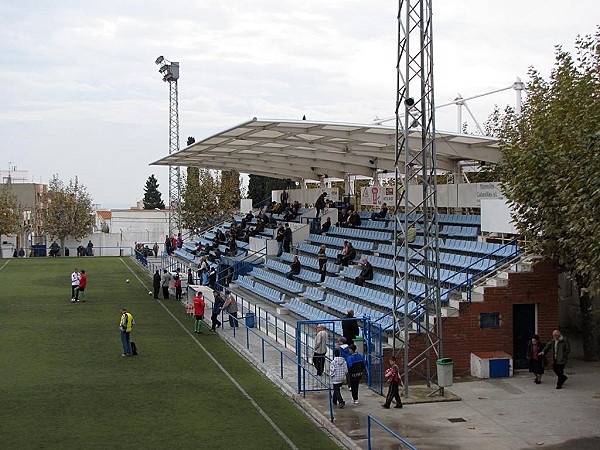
[0,260,11,271]
[119,258,299,450]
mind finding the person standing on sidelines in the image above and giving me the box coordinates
[161,269,171,300]
[223,291,239,328]
[119,308,135,357]
[313,324,328,376]
[347,344,366,404]
[173,273,182,301]
[539,329,571,389]
[211,290,225,331]
[70,268,80,302]
[77,269,87,302]
[342,309,360,345]
[153,270,161,299]
[193,293,206,334]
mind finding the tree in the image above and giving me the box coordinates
[0,186,19,242]
[493,30,600,360]
[197,169,220,223]
[143,174,165,209]
[247,175,289,205]
[220,170,241,210]
[181,168,220,229]
[181,166,201,230]
[41,176,95,255]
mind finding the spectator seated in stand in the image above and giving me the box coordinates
[336,208,350,227]
[245,210,254,221]
[227,236,238,256]
[318,217,332,234]
[347,210,362,228]
[286,255,302,280]
[355,257,374,286]
[336,241,356,267]
[371,202,388,220]
[397,225,417,244]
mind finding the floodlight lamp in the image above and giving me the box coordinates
[159,64,170,73]
[405,97,415,107]
[155,56,164,65]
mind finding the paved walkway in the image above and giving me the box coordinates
[213,315,600,450]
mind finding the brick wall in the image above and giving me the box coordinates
[387,261,558,376]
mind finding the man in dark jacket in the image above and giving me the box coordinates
[342,309,360,345]
[355,257,374,286]
[152,270,161,299]
[540,329,571,389]
[286,255,301,280]
[276,225,285,257]
[315,192,327,218]
[318,217,332,235]
[283,223,292,253]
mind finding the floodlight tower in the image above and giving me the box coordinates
[155,55,182,236]
[393,0,443,395]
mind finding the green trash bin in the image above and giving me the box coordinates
[436,358,453,387]
[354,336,365,355]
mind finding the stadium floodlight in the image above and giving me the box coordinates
[155,55,182,236]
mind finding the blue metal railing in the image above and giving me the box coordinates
[373,239,521,332]
[367,415,418,450]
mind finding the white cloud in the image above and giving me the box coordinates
[0,0,598,207]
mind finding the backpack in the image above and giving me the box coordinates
[350,360,365,380]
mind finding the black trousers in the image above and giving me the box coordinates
[313,353,326,376]
[350,380,361,401]
[162,286,169,299]
[211,313,221,330]
[153,286,160,299]
[384,381,402,407]
[319,261,327,282]
[553,363,567,385]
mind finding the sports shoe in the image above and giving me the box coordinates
[353,400,359,404]
[71,298,76,303]
[395,404,403,409]
[339,402,345,409]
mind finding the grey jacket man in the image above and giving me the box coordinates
[542,335,570,365]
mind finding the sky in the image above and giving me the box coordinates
[1,1,598,208]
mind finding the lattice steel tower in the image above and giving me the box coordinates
[155,56,182,236]
[393,0,443,395]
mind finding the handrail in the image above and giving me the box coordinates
[367,415,418,450]
[372,239,521,332]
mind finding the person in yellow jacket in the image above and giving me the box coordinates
[119,308,135,357]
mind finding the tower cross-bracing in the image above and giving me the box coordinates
[393,0,443,395]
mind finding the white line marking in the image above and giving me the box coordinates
[0,260,11,271]
[119,258,299,450]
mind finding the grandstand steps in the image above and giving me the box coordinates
[441,306,460,318]
[484,277,508,287]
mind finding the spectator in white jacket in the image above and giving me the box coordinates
[330,348,348,408]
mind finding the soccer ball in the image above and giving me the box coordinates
[148,291,152,295]
[126,279,130,283]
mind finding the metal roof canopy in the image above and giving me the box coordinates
[151,118,500,181]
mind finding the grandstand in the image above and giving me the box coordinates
[152,118,555,382]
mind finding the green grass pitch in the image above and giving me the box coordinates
[0,257,340,449]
